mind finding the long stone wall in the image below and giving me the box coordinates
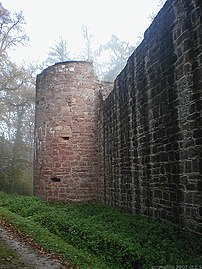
[100,0,202,233]
[34,0,202,234]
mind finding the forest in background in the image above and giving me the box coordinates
[0,1,165,195]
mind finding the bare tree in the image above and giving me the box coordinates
[81,25,94,61]
[0,2,29,58]
[44,36,70,66]
[0,3,34,195]
[0,63,35,195]
[98,35,135,82]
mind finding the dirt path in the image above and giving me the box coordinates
[0,223,70,269]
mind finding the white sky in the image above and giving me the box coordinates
[2,0,164,65]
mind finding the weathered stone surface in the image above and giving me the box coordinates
[34,61,100,201]
[99,0,202,234]
[34,0,202,234]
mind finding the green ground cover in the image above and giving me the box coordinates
[0,192,201,269]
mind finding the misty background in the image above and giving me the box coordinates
[0,0,166,194]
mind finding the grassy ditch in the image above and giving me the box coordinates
[0,192,201,269]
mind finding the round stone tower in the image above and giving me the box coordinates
[34,61,99,201]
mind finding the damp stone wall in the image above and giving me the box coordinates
[100,0,202,233]
[34,61,100,201]
[34,0,202,234]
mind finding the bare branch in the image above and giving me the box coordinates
[0,4,29,53]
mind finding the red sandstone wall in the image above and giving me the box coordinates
[97,82,114,202]
[34,0,202,235]
[34,61,99,201]
[101,0,202,234]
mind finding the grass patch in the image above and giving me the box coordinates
[0,191,201,269]
[0,208,110,269]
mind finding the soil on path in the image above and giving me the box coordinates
[0,222,70,269]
